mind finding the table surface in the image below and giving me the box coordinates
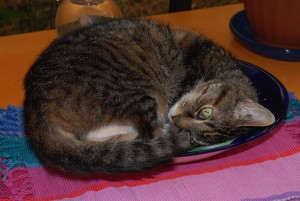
[1,4,300,200]
[0,3,299,109]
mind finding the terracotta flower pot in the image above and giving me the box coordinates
[244,0,300,49]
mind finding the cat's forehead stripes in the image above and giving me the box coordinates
[212,86,231,107]
[179,84,209,105]
[180,82,227,104]
[198,84,210,96]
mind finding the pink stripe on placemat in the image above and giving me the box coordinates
[5,120,297,200]
[56,151,300,201]
[1,119,299,201]
[285,119,300,144]
[1,167,34,201]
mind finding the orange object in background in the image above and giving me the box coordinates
[1,4,300,108]
[55,0,123,35]
[244,0,300,49]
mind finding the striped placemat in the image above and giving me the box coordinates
[1,95,300,201]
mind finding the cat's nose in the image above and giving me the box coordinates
[171,115,190,128]
[171,115,180,125]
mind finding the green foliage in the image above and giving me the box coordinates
[0,1,59,36]
[0,7,24,22]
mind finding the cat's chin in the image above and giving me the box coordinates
[190,134,210,146]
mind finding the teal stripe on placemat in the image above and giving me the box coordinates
[0,105,42,171]
[286,98,300,123]
[0,135,42,168]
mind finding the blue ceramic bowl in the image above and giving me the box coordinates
[174,60,289,163]
[230,11,300,62]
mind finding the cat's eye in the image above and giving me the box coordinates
[196,107,213,120]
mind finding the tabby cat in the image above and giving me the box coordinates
[24,18,275,173]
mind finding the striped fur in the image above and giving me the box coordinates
[24,18,272,173]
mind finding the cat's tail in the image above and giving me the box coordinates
[26,118,194,173]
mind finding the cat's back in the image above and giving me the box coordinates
[24,19,189,131]
[26,19,185,91]
[34,18,182,70]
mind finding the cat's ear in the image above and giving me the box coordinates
[234,99,275,127]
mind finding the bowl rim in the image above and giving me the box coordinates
[177,60,289,158]
[229,11,300,61]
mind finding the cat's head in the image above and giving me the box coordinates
[168,81,275,145]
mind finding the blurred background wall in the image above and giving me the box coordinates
[0,0,242,36]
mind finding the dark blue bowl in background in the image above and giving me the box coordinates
[230,11,300,62]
